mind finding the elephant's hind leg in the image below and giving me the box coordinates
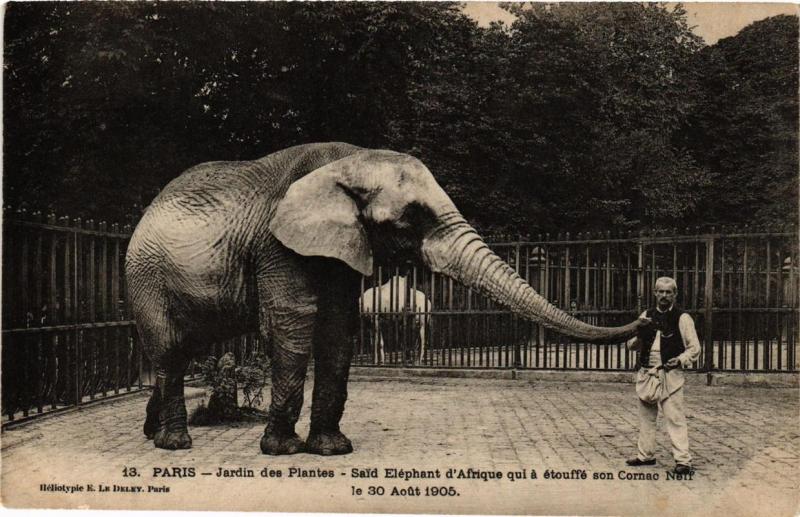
[137,309,192,450]
[131,274,193,449]
[152,356,192,450]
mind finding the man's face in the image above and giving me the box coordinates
[654,282,676,310]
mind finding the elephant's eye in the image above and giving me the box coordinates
[399,202,436,234]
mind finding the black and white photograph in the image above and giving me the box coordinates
[1,2,798,515]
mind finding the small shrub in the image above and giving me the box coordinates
[237,351,270,409]
[188,350,271,425]
[204,352,239,419]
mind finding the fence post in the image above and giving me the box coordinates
[704,235,715,375]
[112,223,121,394]
[636,233,644,314]
[47,213,58,409]
[73,218,82,407]
[514,239,522,368]
[564,233,571,310]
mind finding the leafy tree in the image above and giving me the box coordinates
[497,3,711,232]
[3,3,796,234]
[683,15,798,229]
[4,2,474,220]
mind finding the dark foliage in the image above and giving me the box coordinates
[681,15,799,228]
[3,3,797,232]
[188,352,270,425]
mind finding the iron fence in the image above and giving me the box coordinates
[356,230,799,372]
[2,209,143,423]
[2,207,797,422]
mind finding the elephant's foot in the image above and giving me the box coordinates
[260,431,306,455]
[306,430,353,456]
[152,396,191,449]
[154,428,193,450]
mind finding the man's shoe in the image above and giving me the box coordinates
[626,458,656,466]
[673,464,694,475]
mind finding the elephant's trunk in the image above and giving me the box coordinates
[421,212,642,344]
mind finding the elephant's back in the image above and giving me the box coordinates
[150,142,362,217]
[251,142,362,190]
[127,142,363,289]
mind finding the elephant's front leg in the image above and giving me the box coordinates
[259,305,315,456]
[307,304,358,455]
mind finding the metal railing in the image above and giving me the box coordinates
[2,209,145,423]
[3,207,797,423]
[356,230,798,372]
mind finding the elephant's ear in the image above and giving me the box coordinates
[270,159,372,276]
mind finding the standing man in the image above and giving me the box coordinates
[626,277,701,475]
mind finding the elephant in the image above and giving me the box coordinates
[359,275,431,365]
[125,142,646,455]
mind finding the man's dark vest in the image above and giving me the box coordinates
[638,305,685,368]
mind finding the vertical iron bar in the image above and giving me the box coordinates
[563,244,570,370]
[448,276,453,368]
[637,241,644,314]
[765,239,771,306]
[739,241,746,370]
[138,329,144,390]
[704,237,714,372]
[429,271,436,367]
[359,276,365,365]
[651,246,656,299]
[63,227,74,406]
[605,245,611,308]
[99,225,108,395]
[74,226,82,406]
[790,239,798,370]
[412,266,418,366]
[728,240,735,370]
[694,242,700,310]
[375,266,382,365]
[673,244,678,280]
[48,228,58,410]
[20,231,30,416]
[765,240,772,369]
[604,244,611,368]
[88,229,96,399]
[127,326,133,391]
[719,239,726,369]
[112,229,120,394]
[776,239,784,370]
[34,231,44,413]
[465,274,471,368]
[626,251,632,316]
[514,242,521,368]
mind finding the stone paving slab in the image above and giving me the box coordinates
[1,377,798,516]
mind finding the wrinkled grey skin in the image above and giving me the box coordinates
[126,142,646,455]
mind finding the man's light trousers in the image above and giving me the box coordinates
[637,387,692,465]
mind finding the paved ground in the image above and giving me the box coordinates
[1,373,798,516]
